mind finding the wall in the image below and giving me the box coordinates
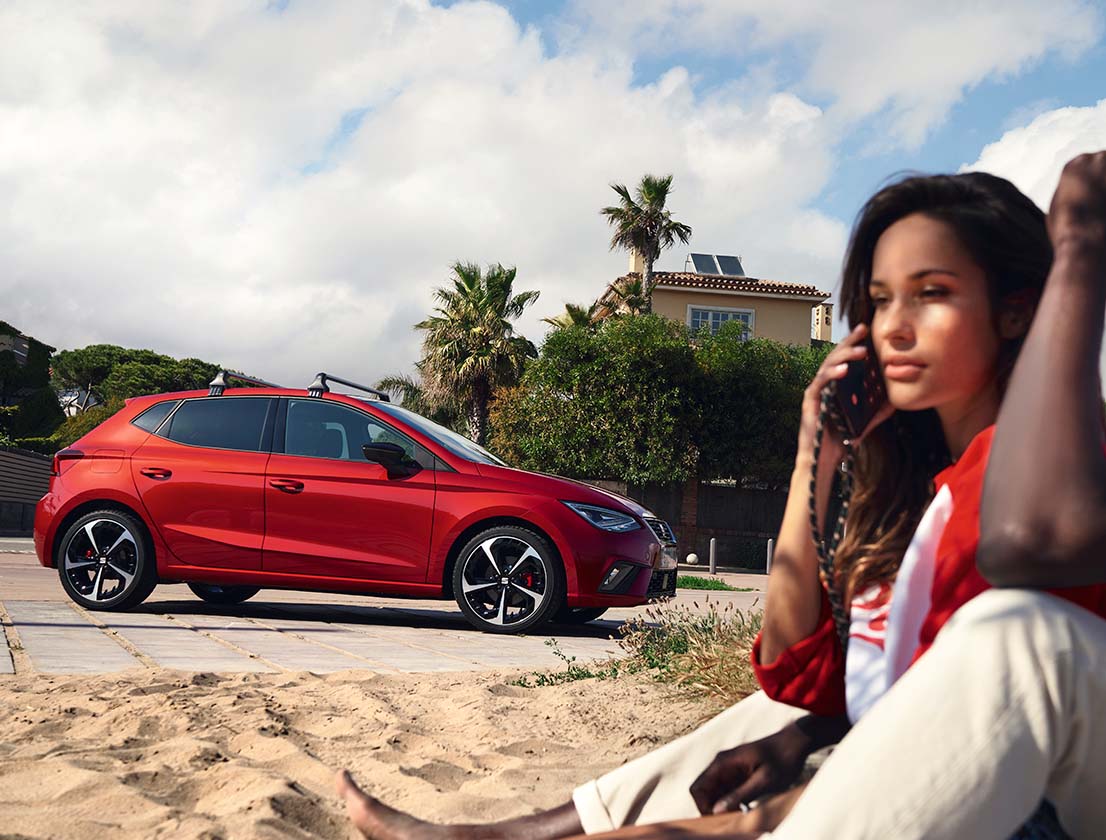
[652,289,820,346]
[627,479,787,571]
[0,448,51,536]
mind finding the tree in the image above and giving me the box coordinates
[695,326,831,485]
[600,174,692,315]
[600,274,649,317]
[52,345,221,407]
[375,372,463,431]
[489,315,703,484]
[416,261,539,445]
[542,302,602,331]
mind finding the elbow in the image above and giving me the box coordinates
[978,520,1106,588]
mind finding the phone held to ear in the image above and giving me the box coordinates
[827,341,887,441]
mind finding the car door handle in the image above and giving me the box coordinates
[269,478,305,494]
[139,467,172,480]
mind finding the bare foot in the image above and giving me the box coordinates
[337,769,453,840]
[336,769,582,839]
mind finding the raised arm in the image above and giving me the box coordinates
[978,152,1106,587]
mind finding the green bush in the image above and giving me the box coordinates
[490,316,703,484]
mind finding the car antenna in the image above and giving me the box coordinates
[306,372,391,402]
[208,370,283,396]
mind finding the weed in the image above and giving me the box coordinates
[618,597,762,705]
[508,639,624,688]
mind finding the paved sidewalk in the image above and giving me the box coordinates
[0,549,764,676]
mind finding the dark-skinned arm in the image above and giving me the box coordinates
[979,152,1106,587]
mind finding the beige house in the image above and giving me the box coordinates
[601,252,833,346]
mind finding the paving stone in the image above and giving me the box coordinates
[96,611,274,673]
[254,614,485,672]
[3,600,141,674]
[180,612,378,673]
[0,645,12,674]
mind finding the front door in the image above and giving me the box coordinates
[262,398,436,583]
[131,396,274,571]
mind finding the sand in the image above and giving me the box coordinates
[0,668,719,839]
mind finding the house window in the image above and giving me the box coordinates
[688,306,754,337]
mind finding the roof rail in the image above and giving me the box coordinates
[306,372,391,402]
[208,370,283,396]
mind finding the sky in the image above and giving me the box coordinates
[3,0,1106,389]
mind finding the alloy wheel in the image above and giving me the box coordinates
[458,535,550,628]
[62,518,140,604]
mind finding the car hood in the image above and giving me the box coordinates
[474,463,655,519]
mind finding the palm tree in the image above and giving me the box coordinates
[542,302,602,331]
[600,174,692,315]
[598,274,649,317]
[416,261,539,445]
[375,372,463,431]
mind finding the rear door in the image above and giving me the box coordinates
[131,396,274,571]
[262,397,436,582]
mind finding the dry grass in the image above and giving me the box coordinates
[617,597,763,705]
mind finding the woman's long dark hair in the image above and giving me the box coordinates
[834,172,1052,603]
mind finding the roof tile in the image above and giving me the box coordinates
[622,271,830,299]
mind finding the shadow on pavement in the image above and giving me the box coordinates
[136,598,624,639]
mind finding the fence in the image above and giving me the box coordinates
[622,479,787,571]
[0,447,51,536]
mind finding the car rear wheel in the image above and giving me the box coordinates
[57,510,157,611]
[553,605,609,624]
[187,583,261,605]
[452,525,563,634]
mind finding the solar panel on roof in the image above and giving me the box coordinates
[716,255,745,276]
[690,253,719,273]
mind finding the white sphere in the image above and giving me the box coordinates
[686,553,699,565]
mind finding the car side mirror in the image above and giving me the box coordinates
[362,442,421,478]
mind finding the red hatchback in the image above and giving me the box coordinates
[34,374,678,633]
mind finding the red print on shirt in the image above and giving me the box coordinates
[850,582,893,650]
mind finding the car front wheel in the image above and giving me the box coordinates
[57,510,158,611]
[452,525,563,634]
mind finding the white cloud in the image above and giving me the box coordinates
[1,1,1099,391]
[0,0,845,386]
[962,98,1106,385]
[565,0,1102,148]
[963,98,1106,208]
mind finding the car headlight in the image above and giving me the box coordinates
[562,502,641,532]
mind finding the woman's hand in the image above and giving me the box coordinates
[799,324,891,466]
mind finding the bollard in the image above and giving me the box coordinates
[766,538,775,574]
[709,537,717,575]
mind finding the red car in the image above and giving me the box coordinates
[34,373,678,633]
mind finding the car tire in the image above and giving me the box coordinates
[187,583,261,605]
[57,509,158,611]
[452,525,563,634]
[553,605,609,625]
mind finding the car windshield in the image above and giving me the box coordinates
[371,401,508,467]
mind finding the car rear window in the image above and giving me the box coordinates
[131,400,180,433]
[159,397,271,452]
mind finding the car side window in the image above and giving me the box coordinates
[284,399,435,469]
[159,397,271,452]
[132,400,180,433]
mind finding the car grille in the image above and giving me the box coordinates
[643,517,676,544]
[647,568,677,599]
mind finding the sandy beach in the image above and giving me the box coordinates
[0,667,719,839]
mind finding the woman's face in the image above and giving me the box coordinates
[868,213,1001,417]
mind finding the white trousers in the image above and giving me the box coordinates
[572,689,806,832]
[766,588,1106,839]
[576,589,1106,838]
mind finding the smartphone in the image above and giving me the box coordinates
[832,339,887,441]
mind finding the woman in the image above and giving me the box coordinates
[336,158,1106,839]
